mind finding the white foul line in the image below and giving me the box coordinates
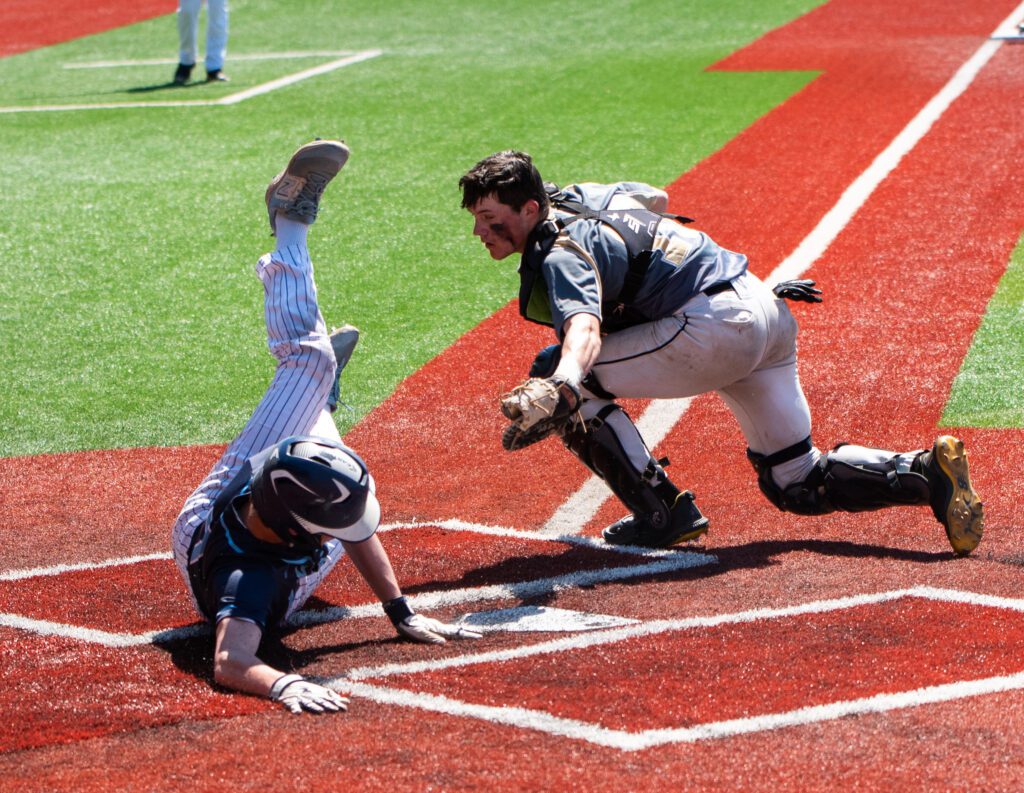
[217,50,382,105]
[0,517,686,582]
[990,1,1024,39]
[347,670,1024,751]
[0,49,382,114]
[62,51,357,68]
[0,551,170,581]
[337,586,1024,750]
[344,588,920,681]
[546,15,1016,535]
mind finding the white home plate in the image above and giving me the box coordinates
[456,606,640,633]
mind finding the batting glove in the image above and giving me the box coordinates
[269,674,349,715]
[383,596,483,644]
[772,279,823,303]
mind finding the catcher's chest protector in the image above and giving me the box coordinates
[517,191,692,329]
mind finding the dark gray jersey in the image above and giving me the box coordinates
[527,181,748,334]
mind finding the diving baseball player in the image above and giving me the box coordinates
[459,150,984,554]
[172,140,479,715]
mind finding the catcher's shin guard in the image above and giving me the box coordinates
[563,405,708,547]
[749,438,983,554]
[748,441,929,515]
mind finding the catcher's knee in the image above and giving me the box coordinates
[747,437,832,515]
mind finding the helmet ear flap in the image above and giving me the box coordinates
[250,448,307,546]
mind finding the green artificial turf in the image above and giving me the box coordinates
[943,231,1024,429]
[0,0,826,456]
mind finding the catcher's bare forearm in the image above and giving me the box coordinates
[556,312,602,383]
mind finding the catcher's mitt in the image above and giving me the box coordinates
[500,376,580,452]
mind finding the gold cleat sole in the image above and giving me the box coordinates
[932,435,984,556]
[669,525,710,547]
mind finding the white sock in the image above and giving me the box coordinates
[274,215,309,249]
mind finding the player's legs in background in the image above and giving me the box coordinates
[176,0,201,68]
[204,0,229,75]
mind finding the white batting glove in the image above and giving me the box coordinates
[269,674,349,715]
[382,596,483,644]
[397,613,484,644]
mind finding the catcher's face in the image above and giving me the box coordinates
[468,195,541,260]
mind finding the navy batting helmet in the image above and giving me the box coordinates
[250,436,380,547]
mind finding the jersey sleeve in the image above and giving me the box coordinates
[207,556,291,629]
[541,245,603,337]
[607,181,669,213]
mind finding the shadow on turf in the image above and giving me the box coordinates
[155,632,215,685]
[388,539,949,599]
[151,539,949,690]
[716,537,949,567]
[121,81,206,94]
[397,545,624,595]
[154,625,385,691]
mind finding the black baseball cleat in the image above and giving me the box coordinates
[919,435,984,556]
[603,490,709,548]
[173,63,193,85]
[205,69,228,82]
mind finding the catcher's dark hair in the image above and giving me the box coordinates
[459,150,550,213]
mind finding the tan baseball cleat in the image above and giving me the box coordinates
[922,435,984,556]
[266,139,350,234]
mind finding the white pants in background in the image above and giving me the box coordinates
[177,0,229,72]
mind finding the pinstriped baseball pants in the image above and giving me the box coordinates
[171,244,347,622]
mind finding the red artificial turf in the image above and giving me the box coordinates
[0,626,262,754]
[0,0,175,58]
[384,596,1024,732]
[4,0,1024,789]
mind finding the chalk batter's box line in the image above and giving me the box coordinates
[0,49,382,115]
[339,586,1024,751]
[0,519,717,647]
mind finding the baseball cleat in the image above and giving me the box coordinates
[326,324,360,413]
[205,69,229,82]
[921,435,983,556]
[266,139,350,234]
[173,63,193,85]
[603,491,709,548]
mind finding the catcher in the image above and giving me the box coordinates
[461,150,983,554]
